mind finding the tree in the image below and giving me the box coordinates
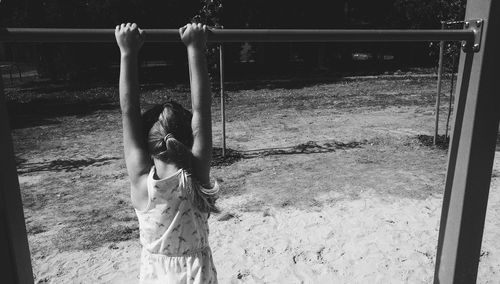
[191,0,223,92]
[394,0,466,28]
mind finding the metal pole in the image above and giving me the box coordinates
[0,28,475,43]
[434,23,445,145]
[445,51,457,140]
[219,43,226,158]
[0,58,34,283]
[434,0,500,282]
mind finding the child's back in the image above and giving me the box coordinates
[137,167,217,283]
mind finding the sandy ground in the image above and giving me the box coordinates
[31,172,500,284]
[8,75,500,283]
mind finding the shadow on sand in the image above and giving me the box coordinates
[17,156,121,174]
[212,140,365,167]
[7,97,117,129]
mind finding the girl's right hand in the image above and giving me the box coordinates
[115,23,145,56]
[179,23,208,50]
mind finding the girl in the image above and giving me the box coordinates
[115,23,219,283]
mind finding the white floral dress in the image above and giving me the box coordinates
[135,167,218,284]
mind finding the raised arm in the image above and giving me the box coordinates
[115,23,150,196]
[179,23,212,186]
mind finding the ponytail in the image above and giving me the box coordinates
[161,134,193,169]
[143,101,218,213]
[147,104,193,169]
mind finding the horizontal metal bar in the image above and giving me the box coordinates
[0,28,474,43]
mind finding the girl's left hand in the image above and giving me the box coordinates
[115,23,145,56]
[179,23,208,50]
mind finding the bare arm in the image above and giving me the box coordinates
[180,23,212,186]
[116,23,150,201]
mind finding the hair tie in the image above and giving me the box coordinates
[163,133,175,144]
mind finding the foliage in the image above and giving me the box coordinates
[394,0,466,69]
[440,23,462,73]
[192,0,223,93]
[0,0,468,81]
[1,0,200,81]
[192,0,222,27]
[394,0,466,28]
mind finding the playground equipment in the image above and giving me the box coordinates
[434,20,465,145]
[1,1,499,283]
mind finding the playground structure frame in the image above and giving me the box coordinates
[1,0,499,282]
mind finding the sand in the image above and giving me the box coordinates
[32,155,500,283]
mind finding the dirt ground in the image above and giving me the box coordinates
[7,74,500,283]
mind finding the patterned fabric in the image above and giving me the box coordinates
[135,167,218,284]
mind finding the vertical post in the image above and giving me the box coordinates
[219,43,226,158]
[0,60,34,282]
[434,0,500,283]
[434,22,445,145]
[445,51,457,140]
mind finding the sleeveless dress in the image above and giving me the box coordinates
[135,167,218,284]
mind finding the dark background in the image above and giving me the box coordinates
[0,0,465,83]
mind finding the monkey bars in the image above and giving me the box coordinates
[0,27,477,46]
[2,1,500,282]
